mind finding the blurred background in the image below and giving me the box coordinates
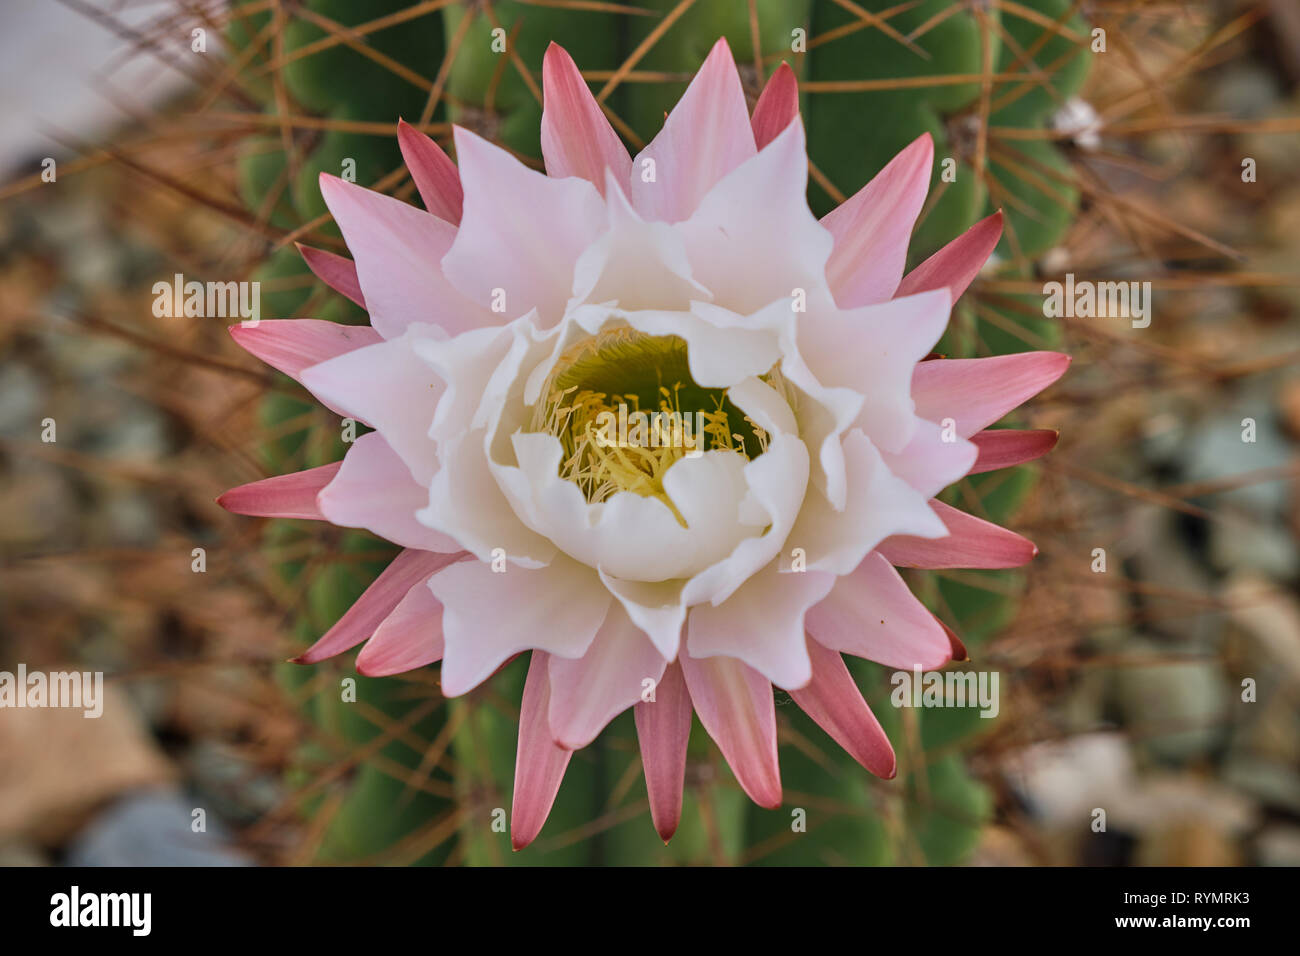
[1,0,1298,866]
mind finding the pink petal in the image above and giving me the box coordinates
[317,432,462,552]
[878,418,978,499]
[633,661,692,842]
[355,577,446,677]
[540,42,631,195]
[291,549,463,664]
[938,615,969,662]
[296,243,366,308]
[628,37,757,223]
[877,500,1038,569]
[911,351,1071,438]
[229,319,381,383]
[750,62,799,150]
[319,173,488,339]
[442,127,605,328]
[396,119,463,224]
[216,462,340,520]
[512,651,572,850]
[790,639,896,778]
[805,551,952,670]
[547,602,666,750]
[896,210,1004,303]
[679,651,781,808]
[822,133,933,308]
[299,330,444,485]
[968,428,1059,475]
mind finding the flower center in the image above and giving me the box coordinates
[531,328,772,522]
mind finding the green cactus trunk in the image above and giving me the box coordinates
[228,0,1088,865]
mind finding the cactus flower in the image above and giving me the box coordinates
[220,38,1068,847]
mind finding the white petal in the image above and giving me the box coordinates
[681,377,809,607]
[687,560,835,690]
[787,429,947,576]
[796,289,952,454]
[598,571,686,660]
[419,426,556,569]
[430,554,611,697]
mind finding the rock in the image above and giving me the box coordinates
[64,789,251,866]
[1223,756,1300,815]
[1225,572,1300,683]
[0,841,50,866]
[1110,772,1257,836]
[1006,732,1137,825]
[0,683,175,845]
[1256,824,1300,866]
[1113,640,1230,763]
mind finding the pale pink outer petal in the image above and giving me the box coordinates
[878,418,978,499]
[569,168,710,312]
[319,173,488,339]
[396,119,463,224]
[428,555,611,697]
[686,562,835,690]
[229,319,381,403]
[822,133,933,308]
[790,639,896,779]
[540,42,631,195]
[442,127,605,328]
[804,552,952,670]
[633,661,692,842]
[317,432,461,553]
[968,428,1059,475]
[547,602,667,750]
[355,579,445,677]
[797,288,951,453]
[675,118,833,316]
[878,500,1038,569]
[911,351,1071,438]
[217,462,339,520]
[750,62,799,150]
[896,210,1004,303]
[787,428,947,576]
[299,328,443,486]
[679,651,781,809]
[296,244,366,308]
[512,651,572,850]
[292,549,465,664]
[628,38,757,223]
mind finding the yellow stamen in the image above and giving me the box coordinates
[529,329,790,525]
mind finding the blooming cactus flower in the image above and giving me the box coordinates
[220,38,1068,848]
